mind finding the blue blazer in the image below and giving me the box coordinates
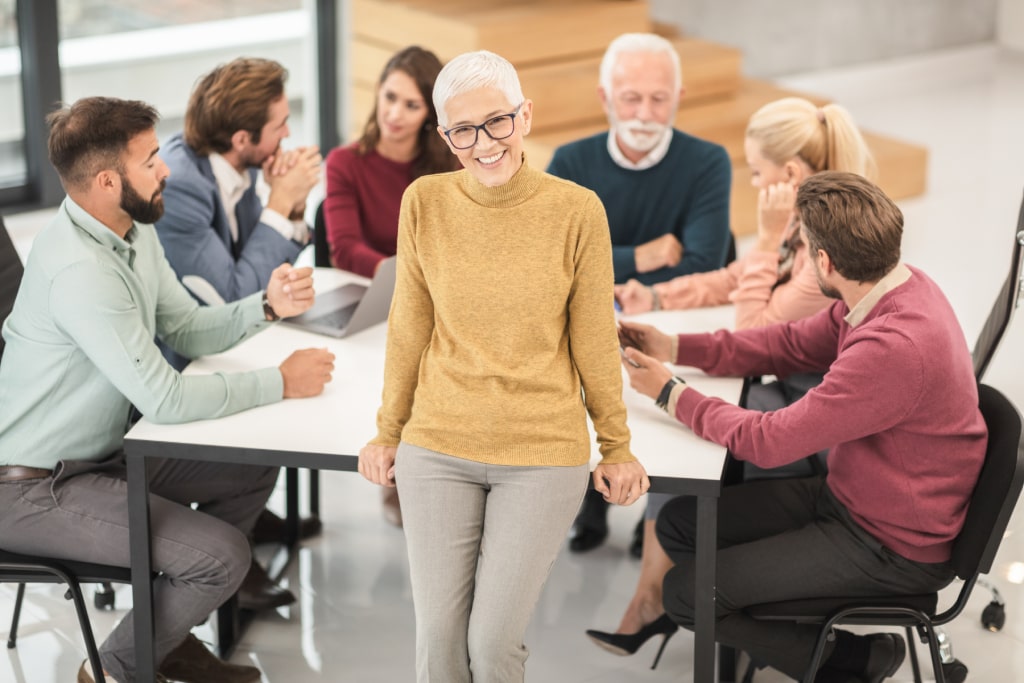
[156,134,304,303]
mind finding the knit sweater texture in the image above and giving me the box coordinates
[673,266,986,563]
[547,129,732,285]
[371,161,635,467]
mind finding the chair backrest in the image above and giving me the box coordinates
[0,214,26,361]
[952,384,1024,580]
[313,200,332,268]
[973,190,1024,380]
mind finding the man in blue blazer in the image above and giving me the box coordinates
[156,58,324,606]
[157,57,321,305]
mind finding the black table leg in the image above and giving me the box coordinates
[309,469,320,518]
[285,467,300,547]
[127,454,156,682]
[694,495,718,683]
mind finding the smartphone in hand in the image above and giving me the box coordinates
[617,324,642,351]
[619,346,642,368]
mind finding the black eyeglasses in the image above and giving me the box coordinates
[442,103,523,150]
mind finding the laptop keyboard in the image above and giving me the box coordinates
[311,302,358,330]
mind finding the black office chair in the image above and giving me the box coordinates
[738,383,1024,683]
[972,189,1024,381]
[2,549,131,683]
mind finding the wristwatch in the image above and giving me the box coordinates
[649,286,662,311]
[655,376,685,412]
[262,291,280,322]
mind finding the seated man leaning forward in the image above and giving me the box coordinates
[618,171,986,683]
[156,57,321,305]
[0,97,335,683]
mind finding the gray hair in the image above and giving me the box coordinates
[432,50,524,128]
[599,33,682,94]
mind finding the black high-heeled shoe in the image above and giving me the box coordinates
[585,613,679,670]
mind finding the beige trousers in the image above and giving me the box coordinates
[395,442,589,683]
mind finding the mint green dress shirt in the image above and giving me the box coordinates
[0,198,283,469]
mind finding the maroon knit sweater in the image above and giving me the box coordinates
[673,266,987,563]
[324,144,413,277]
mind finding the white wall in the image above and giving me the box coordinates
[998,0,1024,51]
[651,0,1000,77]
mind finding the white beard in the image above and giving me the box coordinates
[613,118,669,153]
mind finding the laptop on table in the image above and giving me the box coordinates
[284,256,397,338]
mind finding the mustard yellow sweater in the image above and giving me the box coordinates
[371,161,635,467]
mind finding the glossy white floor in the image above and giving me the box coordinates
[4,42,1024,683]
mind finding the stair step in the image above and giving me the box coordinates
[350,36,743,134]
[351,0,651,67]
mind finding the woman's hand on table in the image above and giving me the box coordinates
[593,461,650,506]
[358,444,397,487]
[614,279,655,315]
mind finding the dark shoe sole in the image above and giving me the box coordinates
[865,633,906,683]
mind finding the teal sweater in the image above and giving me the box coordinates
[547,129,732,284]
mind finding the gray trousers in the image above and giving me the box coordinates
[395,443,589,683]
[0,452,277,682]
[656,476,954,679]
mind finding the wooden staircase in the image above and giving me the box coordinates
[347,0,928,237]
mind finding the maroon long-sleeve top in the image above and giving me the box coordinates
[324,144,414,277]
[672,265,987,564]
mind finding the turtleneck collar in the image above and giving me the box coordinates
[459,153,543,209]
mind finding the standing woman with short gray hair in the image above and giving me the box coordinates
[358,50,650,682]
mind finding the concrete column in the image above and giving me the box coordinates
[998,0,1024,51]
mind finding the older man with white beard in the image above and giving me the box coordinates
[548,32,732,287]
[547,32,733,555]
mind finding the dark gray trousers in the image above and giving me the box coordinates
[0,452,277,682]
[655,476,954,679]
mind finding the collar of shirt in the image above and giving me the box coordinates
[65,196,138,269]
[209,152,252,243]
[606,127,673,171]
[844,263,913,327]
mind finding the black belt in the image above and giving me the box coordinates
[0,465,53,482]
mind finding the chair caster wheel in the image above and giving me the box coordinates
[93,583,116,610]
[981,600,1005,631]
[941,659,968,683]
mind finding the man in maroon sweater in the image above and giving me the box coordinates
[619,171,987,683]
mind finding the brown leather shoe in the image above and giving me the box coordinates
[77,660,170,683]
[382,487,403,527]
[237,558,296,612]
[159,633,262,683]
[251,508,323,545]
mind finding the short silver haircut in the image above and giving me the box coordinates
[432,50,524,128]
[599,33,682,95]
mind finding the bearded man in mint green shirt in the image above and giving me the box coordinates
[0,97,334,683]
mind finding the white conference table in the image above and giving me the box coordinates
[124,269,742,682]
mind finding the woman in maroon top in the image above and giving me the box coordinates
[324,46,460,278]
[325,46,458,526]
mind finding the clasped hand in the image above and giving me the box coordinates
[593,460,650,506]
[358,444,397,488]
